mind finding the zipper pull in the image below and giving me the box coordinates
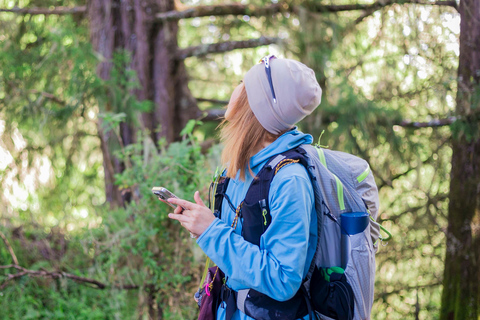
[325,211,337,223]
[322,200,337,223]
[260,199,268,226]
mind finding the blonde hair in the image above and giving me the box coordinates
[219,83,279,181]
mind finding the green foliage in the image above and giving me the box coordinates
[180,119,204,137]
[93,132,210,317]
[99,112,127,135]
[0,132,212,319]
[127,134,209,306]
[0,0,104,229]
[0,281,133,320]
[450,118,480,142]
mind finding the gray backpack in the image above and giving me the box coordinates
[300,144,382,320]
[211,143,387,320]
[232,144,384,320]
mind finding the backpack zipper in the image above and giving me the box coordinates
[259,199,268,231]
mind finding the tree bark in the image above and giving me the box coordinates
[151,1,198,143]
[89,0,199,208]
[440,0,480,318]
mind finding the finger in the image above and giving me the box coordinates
[173,205,183,215]
[194,191,206,207]
[168,198,195,210]
[168,213,189,223]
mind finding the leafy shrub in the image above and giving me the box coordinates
[1,131,217,319]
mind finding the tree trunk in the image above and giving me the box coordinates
[440,0,480,318]
[88,0,198,208]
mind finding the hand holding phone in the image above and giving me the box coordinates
[152,187,185,210]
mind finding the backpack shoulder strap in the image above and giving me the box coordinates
[241,148,310,246]
[213,176,231,219]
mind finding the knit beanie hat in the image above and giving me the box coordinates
[244,57,322,135]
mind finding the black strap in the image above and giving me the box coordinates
[213,177,231,219]
[221,284,237,320]
[301,285,314,320]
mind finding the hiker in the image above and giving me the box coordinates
[168,55,322,320]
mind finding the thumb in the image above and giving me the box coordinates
[194,191,206,207]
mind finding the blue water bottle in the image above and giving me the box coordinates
[340,212,369,269]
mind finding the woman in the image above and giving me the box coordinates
[168,56,322,320]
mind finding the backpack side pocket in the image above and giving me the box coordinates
[344,230,375,320]
[310,267,355,320]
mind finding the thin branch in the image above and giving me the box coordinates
[378,281,441,300]
[197,109,226,121]
[353,8,379,25]
[307,0,457,12]
[0,6,86,15]
[424,193,445,232]
[1,0,456,18]
[156,3,291,22]
[0,265,139,291]
[201,108,459,129]
[156,0,457,22]
[376,136,449,190]
[347,128,390,188]
[177,36,279,60]
[29,90,66,106]
[402,137,448,181]
[196,98,229,105]
[379,192,448,224]
[0,232,18,265]
[397,117,457,128]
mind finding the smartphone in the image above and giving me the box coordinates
[152,187,185,210]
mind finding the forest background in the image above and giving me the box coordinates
[0,0,479,319]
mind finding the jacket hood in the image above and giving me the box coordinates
[249,128,313,171]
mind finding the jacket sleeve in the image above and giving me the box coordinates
[196,164,314,301]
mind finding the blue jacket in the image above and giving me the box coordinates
[196,129,317,320]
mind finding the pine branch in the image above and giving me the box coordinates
[0,6,86,15]
[0,265,139,291]
[177,36,279,60]
[156,0,457,22]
